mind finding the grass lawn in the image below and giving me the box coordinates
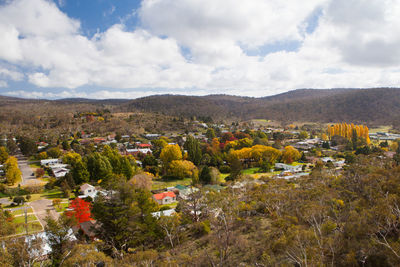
[159,202,178,210]
[15,221,42,235]
[28,162,41,169]
[55,202,69,212]
[12,214,37,224]
[369,125,392,133]
[8,207,33,216]
[152,177,193,190]
[242,168,261,175]
[42,188,65,199]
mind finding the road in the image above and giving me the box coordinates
[29,199,60,227]
[16,153,41,186]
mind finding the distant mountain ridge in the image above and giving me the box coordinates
[1,88,400,125]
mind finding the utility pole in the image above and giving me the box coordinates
[25,206,28,235]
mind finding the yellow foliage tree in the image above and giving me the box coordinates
[4,156,22,185]
[282,146,301,164]
[160,144,182,170]
[168,160,198,180]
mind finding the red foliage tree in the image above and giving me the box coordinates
[66,198,92,224]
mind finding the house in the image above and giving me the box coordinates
[79,184,98,199]
[40,158,61,167]
[153,191,177,205]
[174,185,199,199]
[275,163,303,173]
[78,220,98,239]
[52,168,69,178]
[125,148,152,155]
[137,143,152,148]
[145,134,160,140]
[151,209,176,218]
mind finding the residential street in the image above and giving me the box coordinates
[29,199,60,228]
[16,153,41,186]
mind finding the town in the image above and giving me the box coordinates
[1,117,400,265]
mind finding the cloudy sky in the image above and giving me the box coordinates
[0,0,399,99]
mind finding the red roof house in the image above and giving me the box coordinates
[153,191,177,205]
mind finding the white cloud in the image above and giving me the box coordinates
[0,80,7,87]
[0,0,400,98]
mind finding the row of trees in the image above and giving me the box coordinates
[328,123,371,144]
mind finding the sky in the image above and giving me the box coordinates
[0,0,400,99]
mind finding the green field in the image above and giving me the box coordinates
[12,214,37,224]
[55,202,70,212]
[152,177,193,190]
[8,207,33,216]
[42,188,65,199]
[15,221,42,235]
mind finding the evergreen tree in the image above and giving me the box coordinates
[184,135,202,166]
[199,165,212,184]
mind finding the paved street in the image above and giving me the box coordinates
[29,199,60,227]
[16,153,41,186]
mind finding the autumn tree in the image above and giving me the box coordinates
[47,147,62,158]
[168,160,198,181]
[4,156,21,185]
[160,144,182,172]
[282,146,301,164]
[129,172,153,190]
[66,198,92,224]
[0,146,8,163]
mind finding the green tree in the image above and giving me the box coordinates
[86,152,113,183]
[6,138,18,155]
[62,140,71,150]
[206,128,216,140]
[19,137,37,156]
[199,165,212,184]
[44,214,76,266]
[91,183,161,254]
[63,244,113,267]
[184,135,202,166]
[47,147,62,158]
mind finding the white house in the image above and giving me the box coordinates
[151,209,176,218]
[275,163,303,173]
[79,184,98,199]
[40,159,61,167]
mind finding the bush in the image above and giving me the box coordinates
[24,186,44,194]
[35,168,45,178]
[160,205,171,211]
[219,165,231,174]
[13,196,25,205]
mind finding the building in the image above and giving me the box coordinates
[153,191,177,205]
[151,209,176,218]
[40,159,61,167]
[275,163,303,173]
[79,184,98,199]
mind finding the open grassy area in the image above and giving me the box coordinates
[242,168,261,175]
[15,221,42,235]
[55,202,69,212]
[28,161,41,169]
[42,188,64,199]
[369,125,392,133]
[152,177,193,190]
[8,207,33,216]
[12,214,37,224]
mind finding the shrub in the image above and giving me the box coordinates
[219,165,231,174]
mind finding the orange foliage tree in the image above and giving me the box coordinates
[327,123,370,144]
[66,198,92,224]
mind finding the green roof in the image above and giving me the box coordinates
[175,184,188,190]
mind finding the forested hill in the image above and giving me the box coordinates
[124,88,400,124]
[1,87,400,125]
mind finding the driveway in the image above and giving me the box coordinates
[16,153,41,186]
[29,199,60,227]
